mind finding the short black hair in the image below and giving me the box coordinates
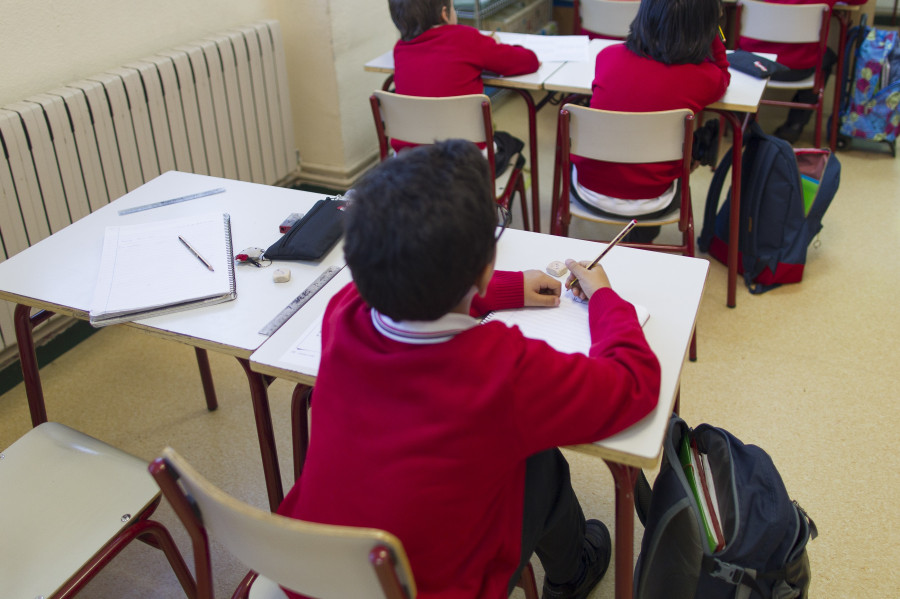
[344,140,496,321]
[625,0,721,64]
[389,0,451,41]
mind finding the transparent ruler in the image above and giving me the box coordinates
[258,265,344,336]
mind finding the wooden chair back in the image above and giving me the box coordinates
[150,446,417,599]
[576,0,640,39]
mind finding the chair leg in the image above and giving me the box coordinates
[515,562,540,599]
[518,175,531,232]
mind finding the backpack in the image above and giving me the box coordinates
[633,415,818,599]
[835,14,900,155]
[697,122,840,294]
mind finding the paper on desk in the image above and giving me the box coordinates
[494,32,590,63]
[278,313,325,376]
[482,291,649,355]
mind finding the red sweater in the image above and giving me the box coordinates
[393,25,539,97]
[738,0,836,71]
[278,272,660,599]
[572,39,730,199]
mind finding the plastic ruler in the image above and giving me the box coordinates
[258,264,344,336]
[117,187,226,215]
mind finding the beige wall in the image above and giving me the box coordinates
[0,0,398,188]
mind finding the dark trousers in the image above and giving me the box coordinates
[507,449,587,595]
[771,48,838,127]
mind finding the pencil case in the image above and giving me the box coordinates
[263,196,347,261]
[727,50,788,79]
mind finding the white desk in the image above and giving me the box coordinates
[542,39,771,308]
[0,170,341,511]
[249,228,710,599]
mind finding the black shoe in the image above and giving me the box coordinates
[542,520,611,599]
[774,122,804,144]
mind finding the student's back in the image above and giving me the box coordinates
[571,0,729,223]
[277,141,660,599]
[393,24,539,97]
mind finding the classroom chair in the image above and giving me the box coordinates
[574,0,640,40]
[0,422,195,599]
[550,104,698,361]
[150,447,540,599]
[370,90,531,231]
[735,0,831,148]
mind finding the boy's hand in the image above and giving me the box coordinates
[564,259,611,301]
[523,270,560,307]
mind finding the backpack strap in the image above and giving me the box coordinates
[697,144,733,253]
[702,556,768,598]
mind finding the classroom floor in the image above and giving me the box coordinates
[0,84,898,598]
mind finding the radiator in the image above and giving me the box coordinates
[0,20,297,355]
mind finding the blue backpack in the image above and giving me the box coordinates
[698,122,840,294]
[633,416,817,599]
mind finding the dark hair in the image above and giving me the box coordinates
[388,0,451,41]
[344,140,496,321]
[625,0,721,64]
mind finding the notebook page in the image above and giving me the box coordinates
[277,313,324,376]
[483,291,649,355]
[90,212,232,317]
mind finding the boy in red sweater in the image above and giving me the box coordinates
[387,0,540,162]
[571,0,730,243]
[277,140,661,599]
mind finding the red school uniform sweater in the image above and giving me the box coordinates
[738,0,837,71]
[278,271,660,599]
[572,39,730,200]
[390,25,539,153]
[393,24,539,97]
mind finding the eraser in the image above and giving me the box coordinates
[272,268,291,283]
[546,260,568,277]
[279,213,304,233]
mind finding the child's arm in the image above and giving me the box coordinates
[475,30,540,77]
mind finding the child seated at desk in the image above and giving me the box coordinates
[387,0,540,167]
[737,0,850,143]
[571,0,730,243]
[277,140,660,599]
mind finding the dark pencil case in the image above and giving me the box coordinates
[264,197,347,261]
[728,50,788,79]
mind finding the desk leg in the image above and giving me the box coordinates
[193,348,218,411]
[604,461,639,599]
[830,11,850,151]
[508,89,541,233]
[14,304,54,427]
[709,110,743,308]
[237,358,284,511]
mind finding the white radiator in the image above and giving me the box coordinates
[0,20,297,354]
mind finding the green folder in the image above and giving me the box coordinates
[801,175,819,216]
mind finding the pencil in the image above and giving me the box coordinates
[566,219,637,291]
[178,235,215,272]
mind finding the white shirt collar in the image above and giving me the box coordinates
[370,308,479,344]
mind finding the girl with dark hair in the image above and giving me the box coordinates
[570,0,730,242]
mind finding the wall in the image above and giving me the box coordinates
[0,0,397,189]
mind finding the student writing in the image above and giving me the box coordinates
[570,0,730,243]
[277,140,661,599]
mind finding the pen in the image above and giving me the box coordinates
[178,235,215,272]
[566,219,637,291]
[718,25,726,43]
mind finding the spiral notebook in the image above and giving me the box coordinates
[89,212,236,327]
[481,291,649,355]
